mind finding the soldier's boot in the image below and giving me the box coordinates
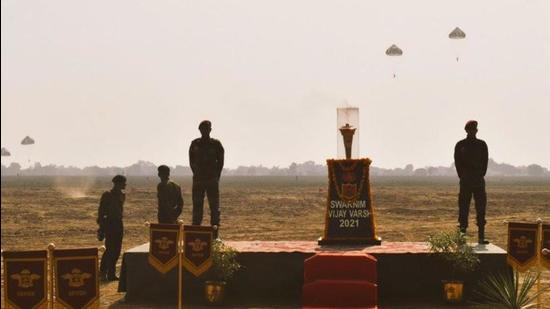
[99,271,108,282]
[458,225,467,234]
[478,227,490,245]
[212,225,219,240]
[107,267,119,281]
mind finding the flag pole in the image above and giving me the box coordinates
[47,243,56,309]
[178,220,184,309]
[536,218,542,309]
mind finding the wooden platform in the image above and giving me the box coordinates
[118,241,507,306]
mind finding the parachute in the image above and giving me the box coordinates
[449,27,466,62]
[385,44,403,78]
[385,44,403,56]
[21,136,35,145]
[1,147,11,156]
[449,27,466,39]
[20,136,35,167]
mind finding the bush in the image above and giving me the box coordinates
[210,240,241,282]
[428,228,480,279]
[475,269,549,309]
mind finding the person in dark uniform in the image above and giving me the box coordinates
[189,120,224,238]
[157,165,184,224]
[97,175,126,281]
[454,120,490,244]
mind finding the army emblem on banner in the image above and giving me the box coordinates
[11,269,41,289]
[182,225,213,276]
[148,224,180,274]
[3,250,48,309]
[61,269,92,288]
[53,248,99,309]
[341,183,358,201]
[507,222,538,271]
[542,224,550,270]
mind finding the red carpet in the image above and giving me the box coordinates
[302,253,378,309]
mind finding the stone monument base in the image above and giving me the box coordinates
[118,241,507,307]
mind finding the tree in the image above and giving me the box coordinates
[527,164,545,176]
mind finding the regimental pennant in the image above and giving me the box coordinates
[53,248,99,309]
[542,224,550,270]
[182,225,213,277]
[2,250,48,309]
[507,222,538,271]
[148,223,180,274]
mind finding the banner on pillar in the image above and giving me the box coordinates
[2,250,48,309]
[53,248,99,309]
[320,158,380,245]
[507,222,538,271]
[148,223,180,274]
[541,224,550,270]
[182,225,213,277]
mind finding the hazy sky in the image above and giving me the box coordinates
[2,0,549,169]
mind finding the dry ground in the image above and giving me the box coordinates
[2,176,549,308]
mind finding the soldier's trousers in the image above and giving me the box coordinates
[458,181,487,229]
[158,212,177,224]
[192,180,220,226]
[100,221,123,277]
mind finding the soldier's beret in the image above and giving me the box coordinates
[112,175,127,184]
[464,120,478,130]
[199,120,211,130]
[158,165,170,173]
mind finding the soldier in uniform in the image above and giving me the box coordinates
[189,120,224,238]
[157,165,184,224]
[97,175,126,281]
[454,120,490,244]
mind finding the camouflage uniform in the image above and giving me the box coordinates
[189,137,224,229]
[157,181,184,224]
[97,189,125,279]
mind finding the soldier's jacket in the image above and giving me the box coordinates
[157,181,184,219]
[97,190,125,228]
[189,138,225,181]
[454,137,488,185]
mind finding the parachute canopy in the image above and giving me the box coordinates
[385,44,403,56]
[21,136,35,145]
[449,27,466,39]
[1,147,10,156]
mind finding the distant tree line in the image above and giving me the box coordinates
[1,159,549,177]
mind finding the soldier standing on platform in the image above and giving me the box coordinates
[189,120,224,238]
[157,165,184,224]
[97,175,126,281]
[454,120,490,244]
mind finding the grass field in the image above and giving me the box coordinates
[2,176,550,308]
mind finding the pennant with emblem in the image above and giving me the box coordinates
[507,222,538,271]
[541,224,550,270]
[182,225,213,277]
[148,223,180,274]
[2,250,48,309]
[53,248,99,309]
